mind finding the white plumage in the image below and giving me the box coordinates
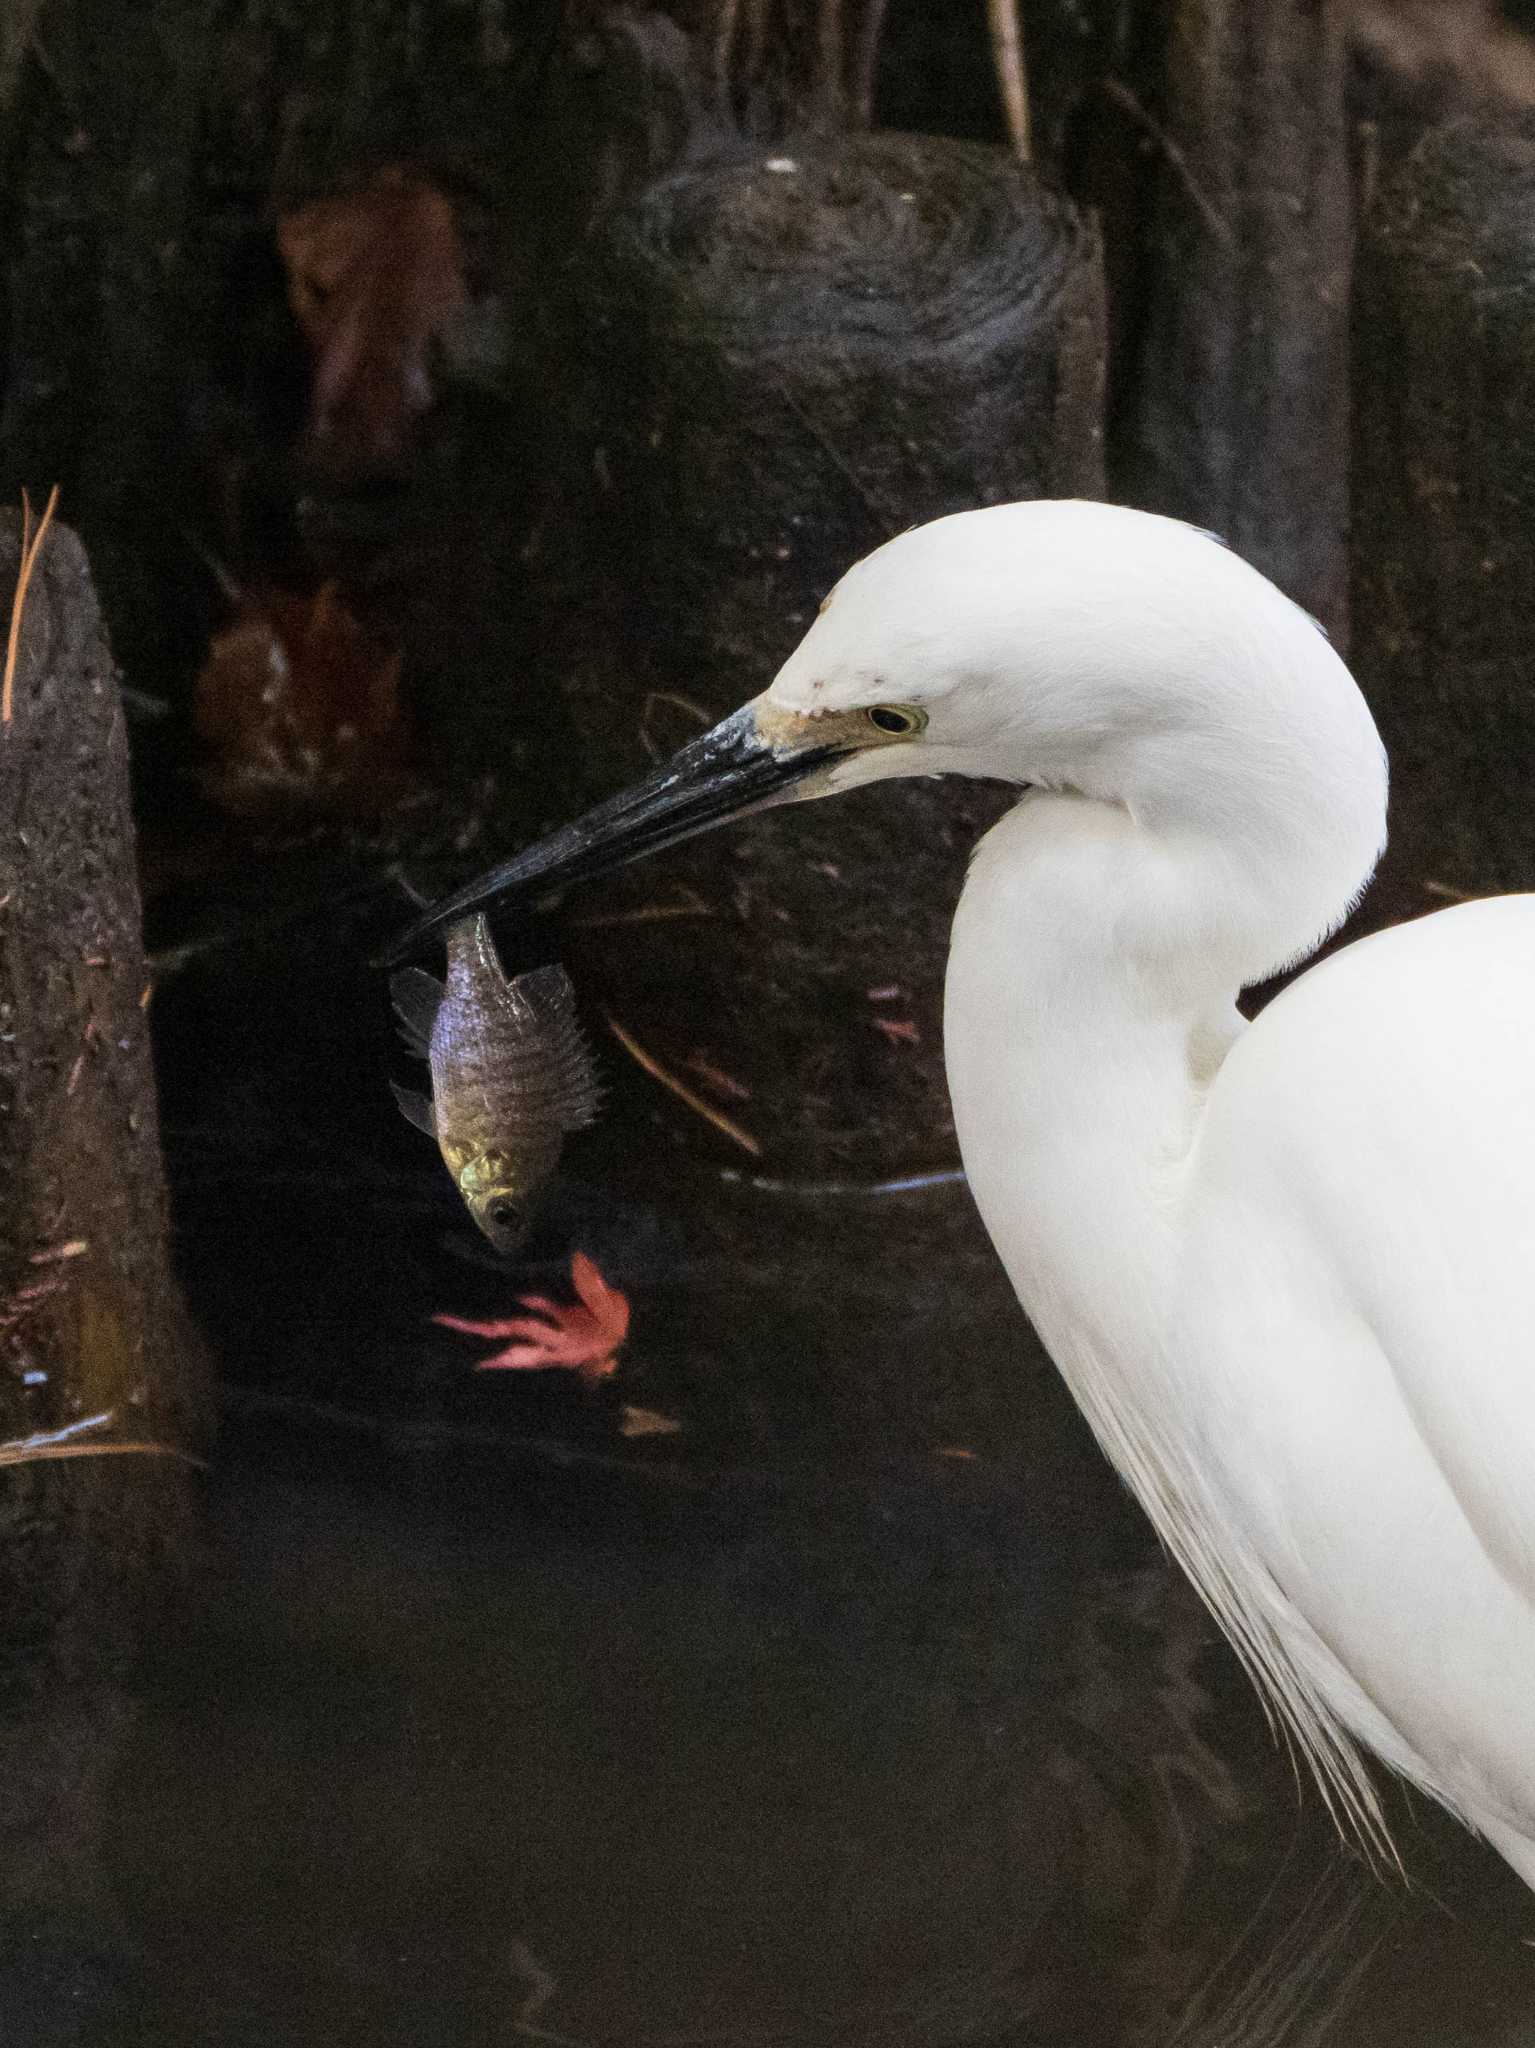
[767,499,1535,1887]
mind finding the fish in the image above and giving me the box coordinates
[389,914,599,1254]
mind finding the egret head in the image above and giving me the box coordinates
[765,499,1379,814]
[381,501,1384,964]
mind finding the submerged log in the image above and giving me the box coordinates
[1104,0,1353,639]
[557,133,1104,1182]
[0,512,207,2034]
[1351,113,1535,910]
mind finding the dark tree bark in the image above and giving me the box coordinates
[1103,0,1354,640]
[1351,111,1535,911]
[554,134,1105,1181]
[0,513,207,2037]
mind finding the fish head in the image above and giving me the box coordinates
[458,1151,538,1256]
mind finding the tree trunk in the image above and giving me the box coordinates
[1105,0,1353,640]
[556,134,1105,1182]
[1351,111,1535,914]
[0,512,207,2038]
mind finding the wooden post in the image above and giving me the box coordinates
[555,135,1105,1184]
[1109,0,1353,640]
[1351,111,1535,914]
[0,511,207,2014]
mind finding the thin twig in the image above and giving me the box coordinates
[2,484,60,725]
[0,1439,208,1469]
[28,1239,88,1263]
[768,374,898,526]
[637,688,711,765]
[717,1163,965,1197]
[178,525,244,606]
[603,1012,762,1155]
[1099,77,1236,250]
[573,887,713,929]
[850,0,891,128]
[6,488,35,722]
[0,1271,67,1332]
[1421,878,1473,902]
[987,0,1032,164]
[0,1408,208,1471]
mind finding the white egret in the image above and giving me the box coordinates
[387,499,1535,1889]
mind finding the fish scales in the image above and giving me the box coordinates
[433,930,598,1138]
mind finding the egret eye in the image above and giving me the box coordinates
[866,705,925,737]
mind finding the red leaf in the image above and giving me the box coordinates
[568,1253,632,1353]
[871,1014,921,1047]
[433,1253,631,1388]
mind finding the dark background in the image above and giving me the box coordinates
[4,3,1535,2043]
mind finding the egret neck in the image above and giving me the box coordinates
[939,567,1387,1366]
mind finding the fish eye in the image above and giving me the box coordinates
[488,1201,523,1233]
[866,705,924,737]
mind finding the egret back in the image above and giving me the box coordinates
[1183,894,1535,1841]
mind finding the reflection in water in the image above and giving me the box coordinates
[507,1937,590,2046]
[80,1416,1535,2047]
[1166,1843,1384,2048]
[92,1440,1440,2048]
[1050,1567,1392,2048]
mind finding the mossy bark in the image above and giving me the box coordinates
[553,134,1105,1182]
[0,513,207,2033]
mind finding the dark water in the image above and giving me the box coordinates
[11,859,1535,2048]
[92,1430,1535,2048]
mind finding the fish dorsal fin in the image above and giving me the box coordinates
[508,964,602,1131]
[389,1080,438,1139]
[390,966,444,1057]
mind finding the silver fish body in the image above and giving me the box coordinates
[390,915,599,1252]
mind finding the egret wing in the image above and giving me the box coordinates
[1187,896,1535,1833]
[1248,898,1535,1596]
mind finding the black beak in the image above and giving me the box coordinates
[378,706,845,965]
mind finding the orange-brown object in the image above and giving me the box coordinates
[194,579,415,820]
[1,484,58,725]
[433,1252,631,1387]
[604,1012,761,1157]
[278,166,469,478]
